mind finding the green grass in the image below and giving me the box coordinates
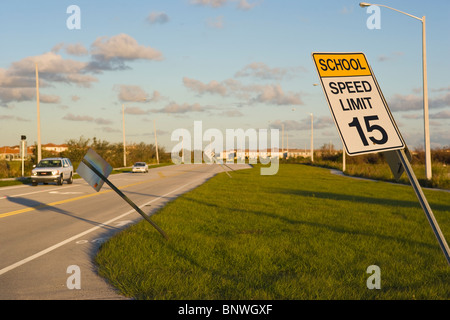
[95,164,450,300]
[289,158,450,190]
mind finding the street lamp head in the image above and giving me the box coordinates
[359,2,372,7]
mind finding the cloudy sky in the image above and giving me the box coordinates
[0,0,449,152]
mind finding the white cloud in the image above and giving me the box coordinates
[270,116,333,131]
[190,0,228,8]
[183,77,227,96]
[63,113,94,122]
[389,92,450,111]
[65,43,89,56]
[154,102,205,114]
[6,52,97,89]
[40,94,61,104]
[90,33,163,62]
[235,62,306,80]
[269,119,303,131]
[430,110,450,119]
[63,113,113,125]
[207,16,224,29]
[253,84,303,105]
[116,84,149,102]
[11,52,87,76]
[101,127,121,133]
[219,109,244,117]
[183,76,303,106]
[237,0,260,10]
[0,34,163,106]
[190,0,260,10]
[0,87,35,105]
[124,106,149,115]
[377,52,404,62]
[0,51,98,106]
[147,12,169,25]
[339,6,353,15]
[116,84,162,103]
[0,115,29,122]
[235,62,285,80]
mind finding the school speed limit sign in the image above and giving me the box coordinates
[312,52,405,155]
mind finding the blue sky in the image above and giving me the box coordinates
[0,0,449,153]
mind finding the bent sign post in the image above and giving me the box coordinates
[313,52,450,265]
[77,148,168,240]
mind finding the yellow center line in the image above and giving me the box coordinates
[0,166,198,219]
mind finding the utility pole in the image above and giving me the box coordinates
[35,63,42,163]
[310,113,314,162]
[153,120,159,164]
[122,104,126,167]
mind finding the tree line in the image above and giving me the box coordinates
[58,136,170,169]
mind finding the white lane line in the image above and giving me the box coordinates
[0,185,30,191]
[0,176,207,276]
[0,184,82,200]
[48,191,84,195]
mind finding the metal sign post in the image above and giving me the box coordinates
[77,149,168,240]
[396,149,450,265]
[204,148,233,178]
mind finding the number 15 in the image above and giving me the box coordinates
[348,115,388,146]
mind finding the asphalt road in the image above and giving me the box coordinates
[0,163,250,300]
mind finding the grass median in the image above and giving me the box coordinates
[95,164,450,300]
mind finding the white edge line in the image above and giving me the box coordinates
[0,177,205,276]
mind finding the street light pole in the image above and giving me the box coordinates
[122,103,126,167]
[35,63,42,163]
[121,98,148,167]
[153,119,159,164]
[421,16,431,180]
[310,113,314,162]
[360,3,431,179]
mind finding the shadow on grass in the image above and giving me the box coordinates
[273,187,450,212]
[180,196,439,251]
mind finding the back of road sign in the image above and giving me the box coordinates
[312,52,404,156]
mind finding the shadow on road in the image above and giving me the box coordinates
[6,196,118,231]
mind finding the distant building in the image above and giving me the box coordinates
[285,148,311,159]
[217,148,311,161]
[42,143,68,153]
[0,145,34,161]
[0,143,68,161]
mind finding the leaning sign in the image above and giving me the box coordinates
[312,52,404,155]
[312,52,450,266]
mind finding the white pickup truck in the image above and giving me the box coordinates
[31,157,74,186]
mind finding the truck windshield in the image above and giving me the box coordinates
[37,160,62,168]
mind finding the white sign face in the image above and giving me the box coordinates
[76,148,113,192]
[312,52,405,155]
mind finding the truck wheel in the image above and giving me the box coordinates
[67,173,73,184]
[58,175,64,185]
